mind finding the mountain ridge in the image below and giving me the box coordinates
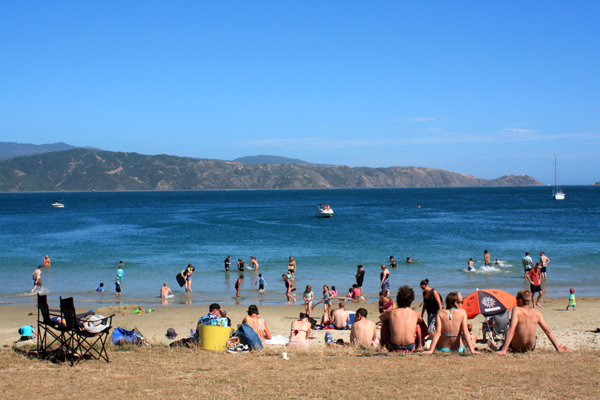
[0,148,544,192]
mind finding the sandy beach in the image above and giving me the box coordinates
[1,296,600,399]
[2,296,599,349]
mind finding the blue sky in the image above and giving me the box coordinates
[1,1,598,184]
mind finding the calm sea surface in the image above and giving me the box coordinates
[1,186,598,307]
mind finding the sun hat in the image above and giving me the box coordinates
[165,328,177,338]
[83,315,110,333]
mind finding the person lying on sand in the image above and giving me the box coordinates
[493,290,570,355]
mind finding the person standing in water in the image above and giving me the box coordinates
[43,255,51,268]
[484,250,491,267]
[283,274,296,305]
[389,256,397,268]
[248,256,259,270]
[256,274,266,291]
[539,252,551,279]
[237,259,245,271]
[224,255,231,271]
[116,264,124,284]
[288,256,296,280]
[31,265,43,293]
[180,264,195,292]
[380,264,390,291]
[235,275,244,298]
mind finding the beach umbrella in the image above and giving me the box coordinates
[463,289,516,319]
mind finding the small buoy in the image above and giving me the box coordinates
[418,206,421,208]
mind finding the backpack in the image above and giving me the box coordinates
[236,323,263,350]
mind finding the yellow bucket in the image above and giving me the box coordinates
[199,324,231,351]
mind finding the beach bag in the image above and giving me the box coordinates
[111,327,139,345]
[236,323,263,350]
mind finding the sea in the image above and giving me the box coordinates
[1,186,598,308]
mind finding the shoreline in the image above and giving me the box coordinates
[2,296,598,350]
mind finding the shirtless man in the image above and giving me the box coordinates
[331,301,350,329]
[160,282,173,298]
[43,255,51,267]
[484,250,491,267]
[495,290,568,355]
[380,285,423,352]
[406,257,418,263]
[539,251,550,279]
[31,265,43,293]
[350,308,378,347]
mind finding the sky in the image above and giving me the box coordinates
[1,1,599,184]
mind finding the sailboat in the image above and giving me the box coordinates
[553,152,565,200]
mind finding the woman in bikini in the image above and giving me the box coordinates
[242,305,272,344]
[180,264,195,292]
[423,292,481,355]
[288,256,296,280]
[288,312,311,349]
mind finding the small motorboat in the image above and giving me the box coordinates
[51,201,64,208]
[316,204,334,218]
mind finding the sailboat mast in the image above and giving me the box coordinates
[555,152,559,190]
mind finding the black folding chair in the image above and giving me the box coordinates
[36,294,66,356]
[60,297,114,366]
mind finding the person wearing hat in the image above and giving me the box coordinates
[163,328,177,345]
[194,303,223,339]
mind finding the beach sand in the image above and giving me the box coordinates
[2,296,599,349]
[1,297,599,399]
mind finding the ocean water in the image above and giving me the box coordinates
[1,186,598,308]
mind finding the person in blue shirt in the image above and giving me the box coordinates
[97,283,104,292]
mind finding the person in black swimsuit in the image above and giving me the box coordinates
[355,265,365,295]
[420,278,442,335]
[237,259,244,271]
[389,256,397,268]
[224,255,231,271]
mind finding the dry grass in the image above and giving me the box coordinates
[1,346,599,399]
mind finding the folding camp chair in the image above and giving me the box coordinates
[36,294,66,356]
[60,297,114,366]
[485,310,510,348]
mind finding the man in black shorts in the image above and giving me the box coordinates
[355,265,365,295]
[224,255,231,271]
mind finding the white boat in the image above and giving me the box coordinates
[316,204,334,218]
[552,153,565,200]
[51,201,64,208]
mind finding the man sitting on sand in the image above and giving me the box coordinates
[194,303,224,337]
[331,301,350,329]
[350,308,378,347]
[380,285,423,353]
[494,290,569,355]
[160,282,173,298]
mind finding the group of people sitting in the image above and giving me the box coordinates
[168,285,569,355]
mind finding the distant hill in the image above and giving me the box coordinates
[233,155,334,167]
[0,148,544,192]
[0,141,99,160]
[0,142,77,160]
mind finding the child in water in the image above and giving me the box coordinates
[256,274,266,291]
[566,288,576,310]
[467,258,475,271]
[97,283,104,292]
[115,279,122,296]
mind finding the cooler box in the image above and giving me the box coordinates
[199,324,231,351]
[348,311,355,325]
